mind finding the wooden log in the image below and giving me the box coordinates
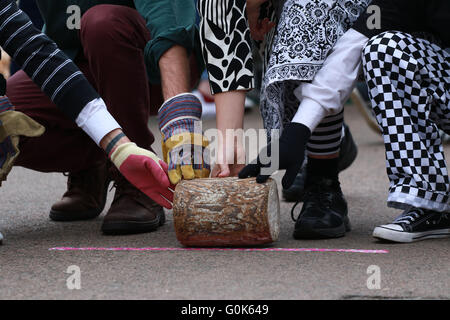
[173,177,280,247]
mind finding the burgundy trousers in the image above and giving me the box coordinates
[6,5,165,173]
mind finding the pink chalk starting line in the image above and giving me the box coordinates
[49,247,388,254]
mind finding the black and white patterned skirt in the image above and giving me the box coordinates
[259,0,371,134]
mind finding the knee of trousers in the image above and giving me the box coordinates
[362,31,413,66]
[80,4,146,51]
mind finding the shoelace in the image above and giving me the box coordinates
[290,187,334,222]
[109,179,142,198]
[393,208,426,225]
[64,171,88,191]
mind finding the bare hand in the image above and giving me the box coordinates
[212,163,246,178]
[212,129,246,178]
[246,0,276,41]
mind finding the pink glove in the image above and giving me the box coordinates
[110,142,175,209]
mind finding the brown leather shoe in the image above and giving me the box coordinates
[49,162,111,221]
[101,169,165,235]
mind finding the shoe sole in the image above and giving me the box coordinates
[101,211,166,235]
[49,179,111,222]
[373,226,450,243]
[49,208,104,222]
[293,217,351,240]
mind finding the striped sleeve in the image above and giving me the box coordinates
[0,0,99,120]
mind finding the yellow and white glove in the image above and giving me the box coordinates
[158,93,210,185]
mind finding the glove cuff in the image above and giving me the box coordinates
[110,142,162,170]
[158,93,202,132]
[0,96,14,113]
[109,142,139,169]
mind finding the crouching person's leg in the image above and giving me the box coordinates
[282,122,357,202]
[6,70,110,223]
[77,5,165,235]
[291,111,351,239]
[363,31,450,242]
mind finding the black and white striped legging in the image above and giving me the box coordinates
[307,111,344,156]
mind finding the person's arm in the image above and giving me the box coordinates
[246,0,276,41]
[198,0,254,95]
[0,0,173,208]
[292,29,369,132]
[198,0,258,177]
[239,28,369,188]
[133,0,198,85]
[212,91,246,177]
[133,0,211,185]
[0,0,119,143]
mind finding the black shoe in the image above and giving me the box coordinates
[292,177,350,239]
[282,123,358,202]
[373,207,450,243]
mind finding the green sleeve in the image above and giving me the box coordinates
[133,0,201,84]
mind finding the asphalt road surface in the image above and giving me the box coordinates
[0,104,449,300]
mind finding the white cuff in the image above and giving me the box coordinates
[291,98,329,132]
[294,28,369,115]
[76,98,121,146]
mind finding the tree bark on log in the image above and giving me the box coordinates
[173,177,280,247]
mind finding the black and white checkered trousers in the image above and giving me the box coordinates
[362,31,450,212]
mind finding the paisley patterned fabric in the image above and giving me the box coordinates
[265,0,370,85]
[260,0,371,136]
[199,0,370,151]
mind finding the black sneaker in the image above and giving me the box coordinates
[373,207,450,243]
[292,177,351,239]
[282,123,358,202]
